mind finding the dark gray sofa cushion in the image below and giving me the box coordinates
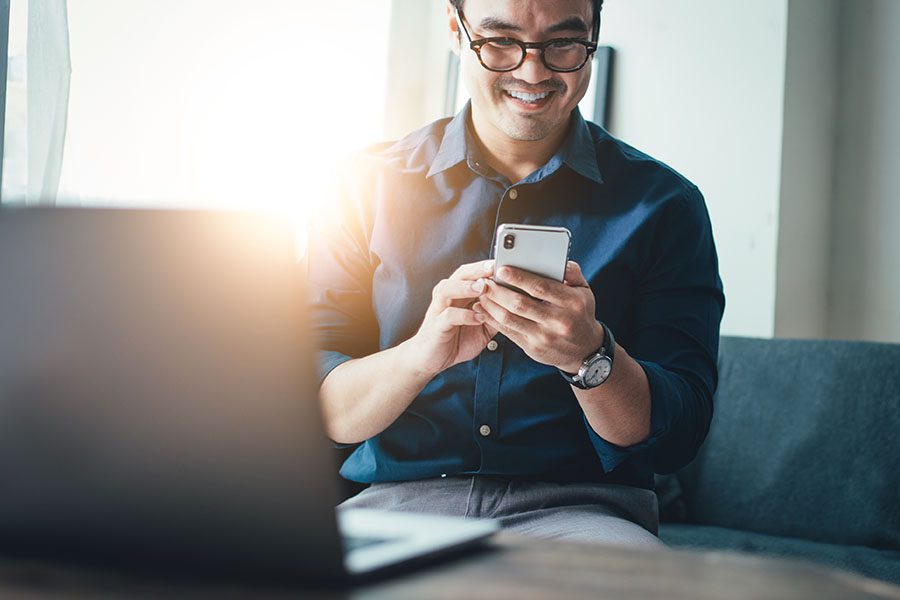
[660,523,900,585]
[674,337,900,548]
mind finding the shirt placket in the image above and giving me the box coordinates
[474,179,530,472]
[472,335,503,472]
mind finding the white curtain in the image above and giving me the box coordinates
[1,0,71,204]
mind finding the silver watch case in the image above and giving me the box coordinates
[574,350,613,389]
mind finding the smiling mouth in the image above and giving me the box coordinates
[504,89,554,108]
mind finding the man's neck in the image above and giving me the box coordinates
[468,110,571,184]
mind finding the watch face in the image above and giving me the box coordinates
[582,356,612,387]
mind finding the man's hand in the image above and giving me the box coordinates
[473,261,603,373]
[405,260,499,378]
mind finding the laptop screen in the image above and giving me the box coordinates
[0,208,346,580]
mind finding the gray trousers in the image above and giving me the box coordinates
[339,476,664,550]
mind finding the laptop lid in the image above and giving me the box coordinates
[0,207,347,581]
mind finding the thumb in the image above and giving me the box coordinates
[563,261,589,287]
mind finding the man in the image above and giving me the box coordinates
[308,0,724,548]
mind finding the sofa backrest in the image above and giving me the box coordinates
[676,336,900,548]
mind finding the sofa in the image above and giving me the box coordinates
[657,336,900,584]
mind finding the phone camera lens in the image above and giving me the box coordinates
[503,234,515,250]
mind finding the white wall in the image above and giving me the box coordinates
[584,0,792,338]
[829,0,900,342]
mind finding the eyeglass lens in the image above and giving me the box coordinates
[480,40,589,72]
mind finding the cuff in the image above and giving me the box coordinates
[317,349,355,389]
[584,360,683,472]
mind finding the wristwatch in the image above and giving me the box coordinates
[558,321,615,390]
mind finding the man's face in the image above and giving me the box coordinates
[451,0,594,143]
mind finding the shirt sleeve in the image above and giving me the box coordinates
[585,185,725,474]
[305,156,381,390]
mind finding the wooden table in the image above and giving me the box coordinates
[2,533,899,600]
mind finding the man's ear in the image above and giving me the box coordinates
[446,2,461,56]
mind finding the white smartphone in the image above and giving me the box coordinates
[492,223,571,293]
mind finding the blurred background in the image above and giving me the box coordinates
[1,0,898,343]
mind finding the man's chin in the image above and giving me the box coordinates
[498,116,556,142]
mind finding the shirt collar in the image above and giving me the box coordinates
[558,108,603,184]
[426,103,603,185]
[426,103,470,179]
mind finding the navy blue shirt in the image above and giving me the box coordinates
[308,105,724,490]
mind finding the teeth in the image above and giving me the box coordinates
[507,90,550,103]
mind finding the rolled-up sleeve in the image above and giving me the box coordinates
[585,186,725,474]
[306,159,380,389]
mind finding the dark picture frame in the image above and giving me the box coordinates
[591,46,613,128]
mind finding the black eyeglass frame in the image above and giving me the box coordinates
[456,8,599,74]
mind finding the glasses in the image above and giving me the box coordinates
[456,8,597,73]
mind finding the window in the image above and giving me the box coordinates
[7,1,391,238]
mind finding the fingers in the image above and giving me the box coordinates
[449,259,495,282]
[425,277,489,320]
[482,278,553,323]
[431,277,487,306]
[473,295,536,338]
[494,266,567,304]
[425,260,493,318]
[435,306,485,331]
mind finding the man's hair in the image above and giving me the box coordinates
[449,0,604,42]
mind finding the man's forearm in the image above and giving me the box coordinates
[573,344,652,447]
[319,340,434,445]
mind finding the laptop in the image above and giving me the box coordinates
[0,207,497,582]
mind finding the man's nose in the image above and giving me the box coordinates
[513,48,553,84]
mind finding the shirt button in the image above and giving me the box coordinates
[486,340,499,352]
[508,188,518,200]
[479,424,491,437]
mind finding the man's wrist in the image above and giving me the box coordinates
[397,337,440,382]
[559,321,606,374]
